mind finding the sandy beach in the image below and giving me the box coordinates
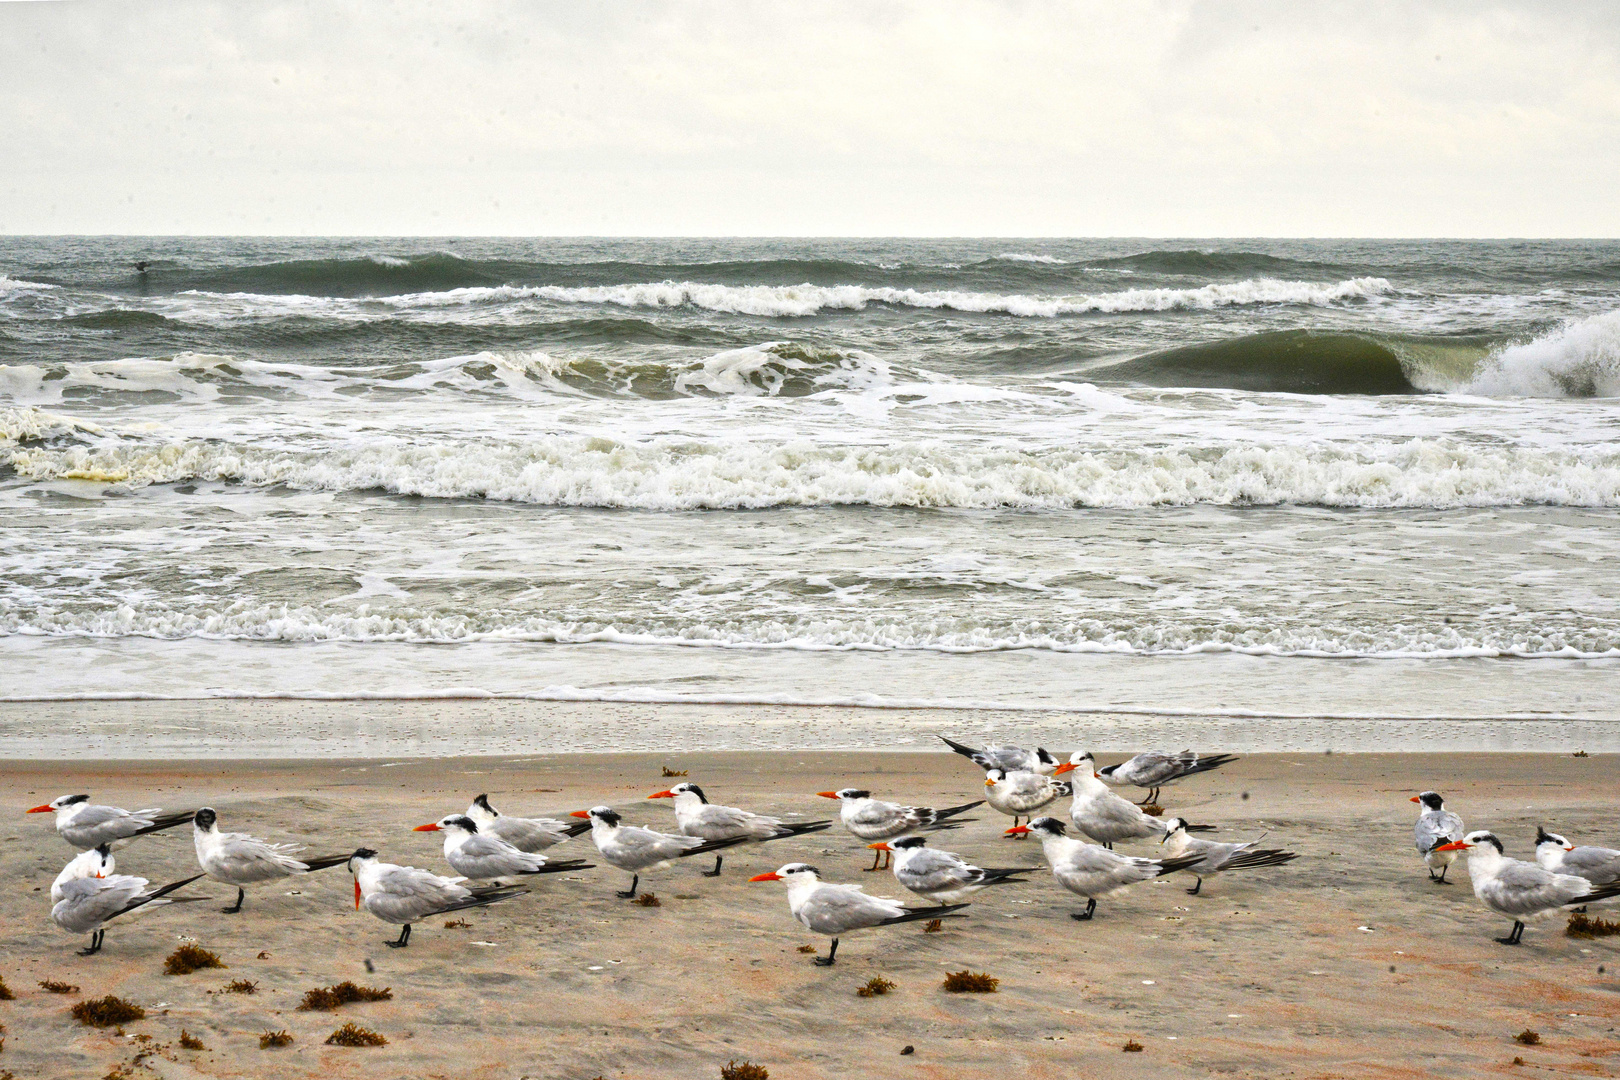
[1,723,1616,1079]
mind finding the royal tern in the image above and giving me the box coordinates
[414,815,594,882]
[1158,817,1298,895]
[870,835,1029,905]
[982,768,1069,831]
[1098,750,1237,805]
[570,806,748,898]
[646,783,831,876]
[816,789,983,869]
[1006,817,1203,920]
[938,736,1058,775]
[193,807,350,913]
[1534,826,1620,888]
[51,869,207,955]
[1053,752,1214,848]
[27,794,193,850]
[1433,830,1620,945]
[1411,792,1465,883]
[348,847,525,948]
[52,844,114,903]
[749,862,968,965]
[464,794,589,853]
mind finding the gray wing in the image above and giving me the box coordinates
[487,816,571,852]
[366,866,470,922]
[796,883,907,934]
[1121,751,1191,785]
[897,849,977,894]
[1414,811,1463,854]
[1077,792,1162,833]
[208,834,309,883]
[1481,861,1588,916]
[52,875,150,933]
[604,825,701,868]
[690,804,780,841]
[452,834,543,877]
[1564,846,1620,884]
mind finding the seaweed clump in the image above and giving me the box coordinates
[259,1030,293,1049]
[326,1022,387,1047]
[1567,912,1620,938]
[719,1062,768,1080]
[1514,1030,1540,1045]
[634,892,661,907]
[1123,1039,1145,1052]
[178,1030,207,1050]
[856,977,896,998]
[661,766,688,777]
[298,982,393,1011]
[0,977,11,1001]
[164,944,226,975]
[941,970,998,993]
[221,979,258,994]
[71,996,145,1027]
[38,980,79,994]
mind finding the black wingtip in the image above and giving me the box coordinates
[936,800,985,819]
[524,859,596,874]
[937,735,981,759]
[563,820,593,837]
[300,854,356,872]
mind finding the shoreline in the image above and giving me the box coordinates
[2,699,1618,759]
[1,750,1616,1079]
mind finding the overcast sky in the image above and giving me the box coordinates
[2,1,1617,236]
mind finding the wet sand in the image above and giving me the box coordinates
[0,745,1617,1079]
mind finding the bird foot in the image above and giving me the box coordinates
[1070,912,1093,921]
[221,905,243,914]
[1494,936,1521,946]
[701,870,722,878]
[77,946,100,956]
[812,956,836,966]
[385,940,409,949]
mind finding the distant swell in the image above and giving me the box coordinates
[11,436,1620,508]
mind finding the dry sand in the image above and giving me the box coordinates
[0,739,1617,1079]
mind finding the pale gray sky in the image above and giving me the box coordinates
[2,0,1617,236]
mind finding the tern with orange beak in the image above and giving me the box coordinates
[816,788,982,870]
[1053,752,1214,849]
[464,794,590,853]
[1006,817,1203,921]
[27,794,194,851]
[415,815,594,883]
[347,847,524,949]
[750,862,968,965]
[647,782,830,877]
[571,805,748,898]
[1534,826,1620,888]
[1412,792,1465,883]
[1098,750,1237,805]
[872,835,1029,905]
[982,767,1069,831]
[1433,830,1620,945]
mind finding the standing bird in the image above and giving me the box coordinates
[1158,817,1298,895]
[414,815,593,882]
[1098,750,1237,805]
[463,794,589,853]
[1006,817,1203,920]
[27,795,193,850]
[348,847,524,949]
[982,768,1069,832]
[52,844,115,903]
[51,868,208,955]
[1411,792,1465,883]
[1534,827,1620,888]
[816,789,982,870]
[1432,830,1620,945]
[647,783,830,877]
[570,806,747,898]
[939,736,1058,775]
[749,862,968,966]
[193,807,350,913]
[870,835,1028,905]
[1054,752,1213,848]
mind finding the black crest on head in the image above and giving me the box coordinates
[448,815,477,833]
[842,789,871,799]
[1036,747,1055,765]
[1097,764,1118,777]
[473,794,496,814]
[64,794,89,806]
[1535,825,1555,845]
[351,847,378,860]
[893,835,929,848]
[1481,833,1504,854]
[1031,817,1066,835]
[193,807,217,829]
[684,784,707,804]
[95,843,111,857]
[796,864,821,876]
[595,808,621,826]
[1418,792,1444,810]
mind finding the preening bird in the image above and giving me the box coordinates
[51,867,208,955]
[750,862,968,965]
[647,782,830,876]
[52,844,115,903]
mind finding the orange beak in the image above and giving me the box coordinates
[1409,796,1421,803]
[569,810,591,819]
[412,823,441,832]
[867,842,892,851]
[984,778,995,787]
[1432,840,1470,852]
[816,791,839,799]
[1004,825,1030,836]
[354,879,362,910]
[648,790,676,799]
[25,804,52,814]
[749,872,782,882]
[1051,763,1076,776]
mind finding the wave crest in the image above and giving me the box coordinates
[1465,310,1620,398]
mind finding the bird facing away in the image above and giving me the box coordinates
[750,862,968,965]
[1412,792,1465,883]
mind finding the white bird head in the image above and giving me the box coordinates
[1005,816,1067,839]
[1535,826,1573,851]
[415,814,477,835]
[570,806,621,827]
[648,782,706,803]
[1410,791,1446,812]
[816,788,869,801]
[1433,830,1502,856]
[469,794,501,819]
[984,769,1006,787]
[750,862,821,884]
[27,794,89,815]
[1159,816,1189,842]
[1050,751,1096,778]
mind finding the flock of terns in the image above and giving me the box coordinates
[24,737,1620,964]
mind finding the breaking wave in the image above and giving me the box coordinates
[1464,310,1620,398]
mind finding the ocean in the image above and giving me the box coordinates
[2,237,1617,740]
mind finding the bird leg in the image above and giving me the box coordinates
[1070,898,1097,921]
[813,938,839,966]
[1434,865,1450,884]
[864,847,883,872]
[1495,920,1524,946]
[1186,876,1203,896]
[616,874,640,899]
[702,855,723,878]
[78,929,105,956]
[386,923,412,949]
[222,887,246,914]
